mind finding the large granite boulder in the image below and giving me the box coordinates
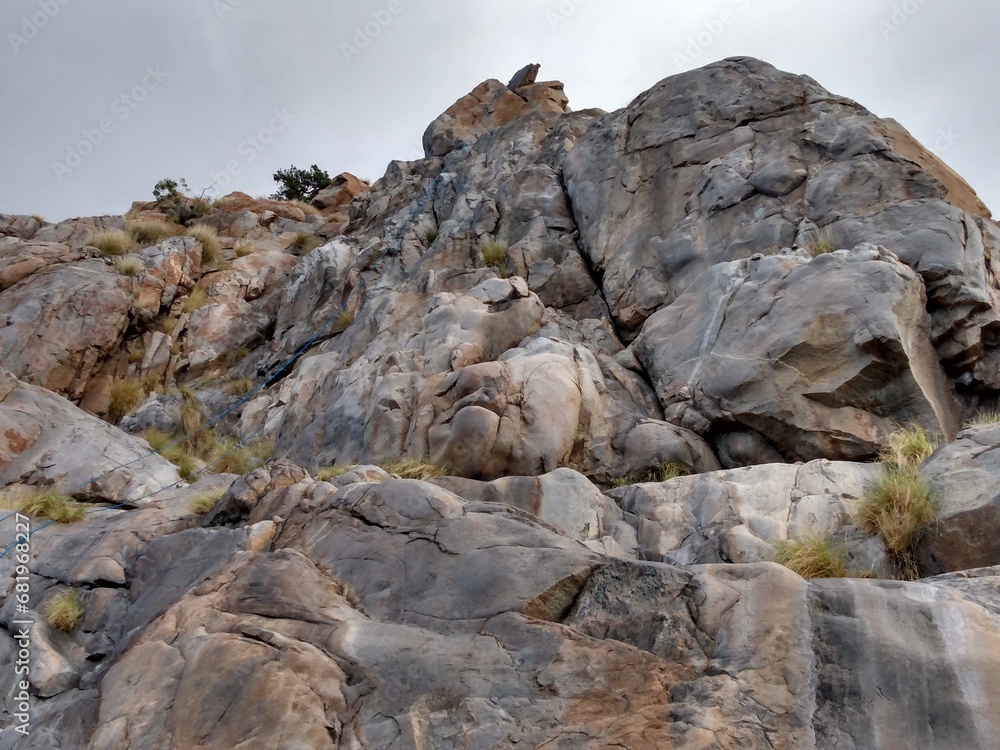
[633,245,962,460]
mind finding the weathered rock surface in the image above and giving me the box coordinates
[564,57,1000,390]
[0,370,179,503]
[4,57,1000,749]
[611,459,885,570]
[919,423,1000,573]
[634,245,963,460]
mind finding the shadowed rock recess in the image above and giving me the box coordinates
[2,57,1000,748]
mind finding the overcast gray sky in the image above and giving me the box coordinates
[2,0,997,222]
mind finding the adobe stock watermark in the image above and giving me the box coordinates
[340,0,404,63]
[204,107,296,197]
[878,0,931,39]
[545,0,588,30]
[10,514,33,737]
[930,126,960,155]
[213,0,245,20]
[51,65,169,183]
[7,0,72,54]
[674,0,754,71]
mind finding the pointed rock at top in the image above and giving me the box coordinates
[422,64,571,158]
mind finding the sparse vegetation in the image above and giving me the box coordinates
[479,237,508,268]
[421,225,438,245]
[858,466,936,562]
[152,178,213,226]
[88,229,137,256]
[189,487,226,515]
[17,489,87,524]
[289,199,321,217]
[290,231,323,254]
[141,371,164,395]
[968,409,1000,426]
[234,243,255,257]
[336,309,355,330]
[128,346,146,364]
[182,287,210,313]
[31,214,46,224]
[381,458,451,480]
[613,461,693,487]
[117,255,145,277]
[225,377,254,396]
[127,218,178,246]
[880,425,936,470]
[271,164,332,202]
[44,590,85,632]
[143,429,171,452]
[775,538,852,579]
[213,436,275,475]
[316,465,352,481]
[108,377,146,422]
[233,346,251,362]
[805,229,838,257]
[186,224,222,265]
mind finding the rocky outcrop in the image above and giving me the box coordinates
[0,370,179,503]
[5,57,1000,749]
[919,423,1000,573]
[611,458,885,571]
[633,245,963,461]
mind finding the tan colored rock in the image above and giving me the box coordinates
[0,239,82,291]
[0,259,134,399]
[311,172,368,215]
[422,76,570,158]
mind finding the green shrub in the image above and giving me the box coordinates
[18,489,87,524]
[186,224,222,265]
[108,377,146,422]
[270,164,332,202]
[88,230,137,256]
[128,219,178,246]
[44,590,85,632]
[421,225,438,245]
[381,458,451,480]
[117,255,145,277]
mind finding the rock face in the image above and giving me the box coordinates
[634,245,963,461]
[919,424,1000,573]
[0,370,179,503]
[3,58,1000,749]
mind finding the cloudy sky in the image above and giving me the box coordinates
[2,0,997,222]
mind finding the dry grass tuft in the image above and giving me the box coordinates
[290,232,323,254]
[117,255,145,277]
[128,219,178,246]
[108,377,146,422]
[18,489,87,524]
[775,538,851,579]
[421,225,438,245]
[44,590,85,632]
[613,461,693,487]
[967,409,1000,426]
[189,487,226,515]
[234,243,255,257]
[225,377,254,396]
[289,199,321,217]
[182,287,210,313]
[316,465,352,481]
[880,425,936,471]
[805,229,838,257]
[186,224,222,265]
[381,458,452,480]
[88,229,137,256]
[858,465,936,579]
